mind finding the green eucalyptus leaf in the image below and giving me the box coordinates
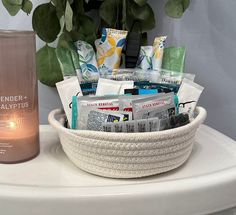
[32,3,61,43]
[36,44,63,87]
[165,0,190,18]
[128,0,152,21]
[71,14,96,45]
[54,0,66,18]
[126,1,155,31]
[56,47,77,78]
[65,1,73,32]
[22,0,32,15]
[165,0,183,18]
[132,0,147,7]
[51,0,57,6]
[2,0,22,16]
[57,32,73,49]
[182,0,190,11]
[99,0,117,27]
[7,0,22,4]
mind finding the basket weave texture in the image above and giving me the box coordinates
[48,107,207,178]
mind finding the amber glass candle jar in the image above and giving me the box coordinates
[0,30,39,163]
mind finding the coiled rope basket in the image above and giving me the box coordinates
[48,106,207,178]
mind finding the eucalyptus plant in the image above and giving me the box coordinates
[2,0,190,87]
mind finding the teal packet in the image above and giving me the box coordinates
[162,47,186,73]
[80,82,97,95]
[134,81,180,94]
[71,96,78,129]
[56,44,80,79]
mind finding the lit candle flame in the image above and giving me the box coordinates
[0,120,17,129]
[8,121,17,129]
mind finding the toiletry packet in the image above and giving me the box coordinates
[156,69,195,85]
[96,28,128,75]
[134,69,161,82]
[177,78,204,119]
[152,36,167,70]
[96,78,134,96]
[77,95,119,129]
[132,92,176,120]
[162,46,186,73]
[104,68,139,81]
[134,69,195,84]
[102,117,160,133]
[87,110,132,131]
[137,46,153,70]
[56,77,82,127]
[124,89,158,95]
[119,94,161,112]
[96,78,121,96]
[74,40,100,82]
[134,81,180,94]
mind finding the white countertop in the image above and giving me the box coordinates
[0,125,236,215]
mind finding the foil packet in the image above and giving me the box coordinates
[87,110,132,131]
[102,117,160,133]
[119,94,161,112]
[75,95,119,129]
[132,92,176,120]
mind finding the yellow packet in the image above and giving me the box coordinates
[96,28,128,75]
[152,36,167,70]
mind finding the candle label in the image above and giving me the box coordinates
[0,143,13,155]
[0,95,29,110]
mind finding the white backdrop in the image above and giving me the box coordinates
[0,0,236,142]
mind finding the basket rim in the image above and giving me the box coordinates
[48,106,207,141]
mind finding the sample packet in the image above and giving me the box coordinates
[74,40,100,82]
[124,89,158,95]
[162,46,186,73]
[96,28,128,75]
[56,77,83,127]
[159,112,190,131]
[102,117,160,133]
[177,78,204,119]
[96,78,134,96]
[87,110,132,131]
[76,95,119,129]
[137,46,153,70]
[132,92,176,120]
[134,69,195,84]
[119,94,162,112]
[134,81,180,94]
[80,82,97,96]
[103,68,140,81]
[152,36,167,70]
[157,69,195,85]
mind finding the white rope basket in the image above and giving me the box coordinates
[48,107,207,178]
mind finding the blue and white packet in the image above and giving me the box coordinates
[74,40,100,82]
